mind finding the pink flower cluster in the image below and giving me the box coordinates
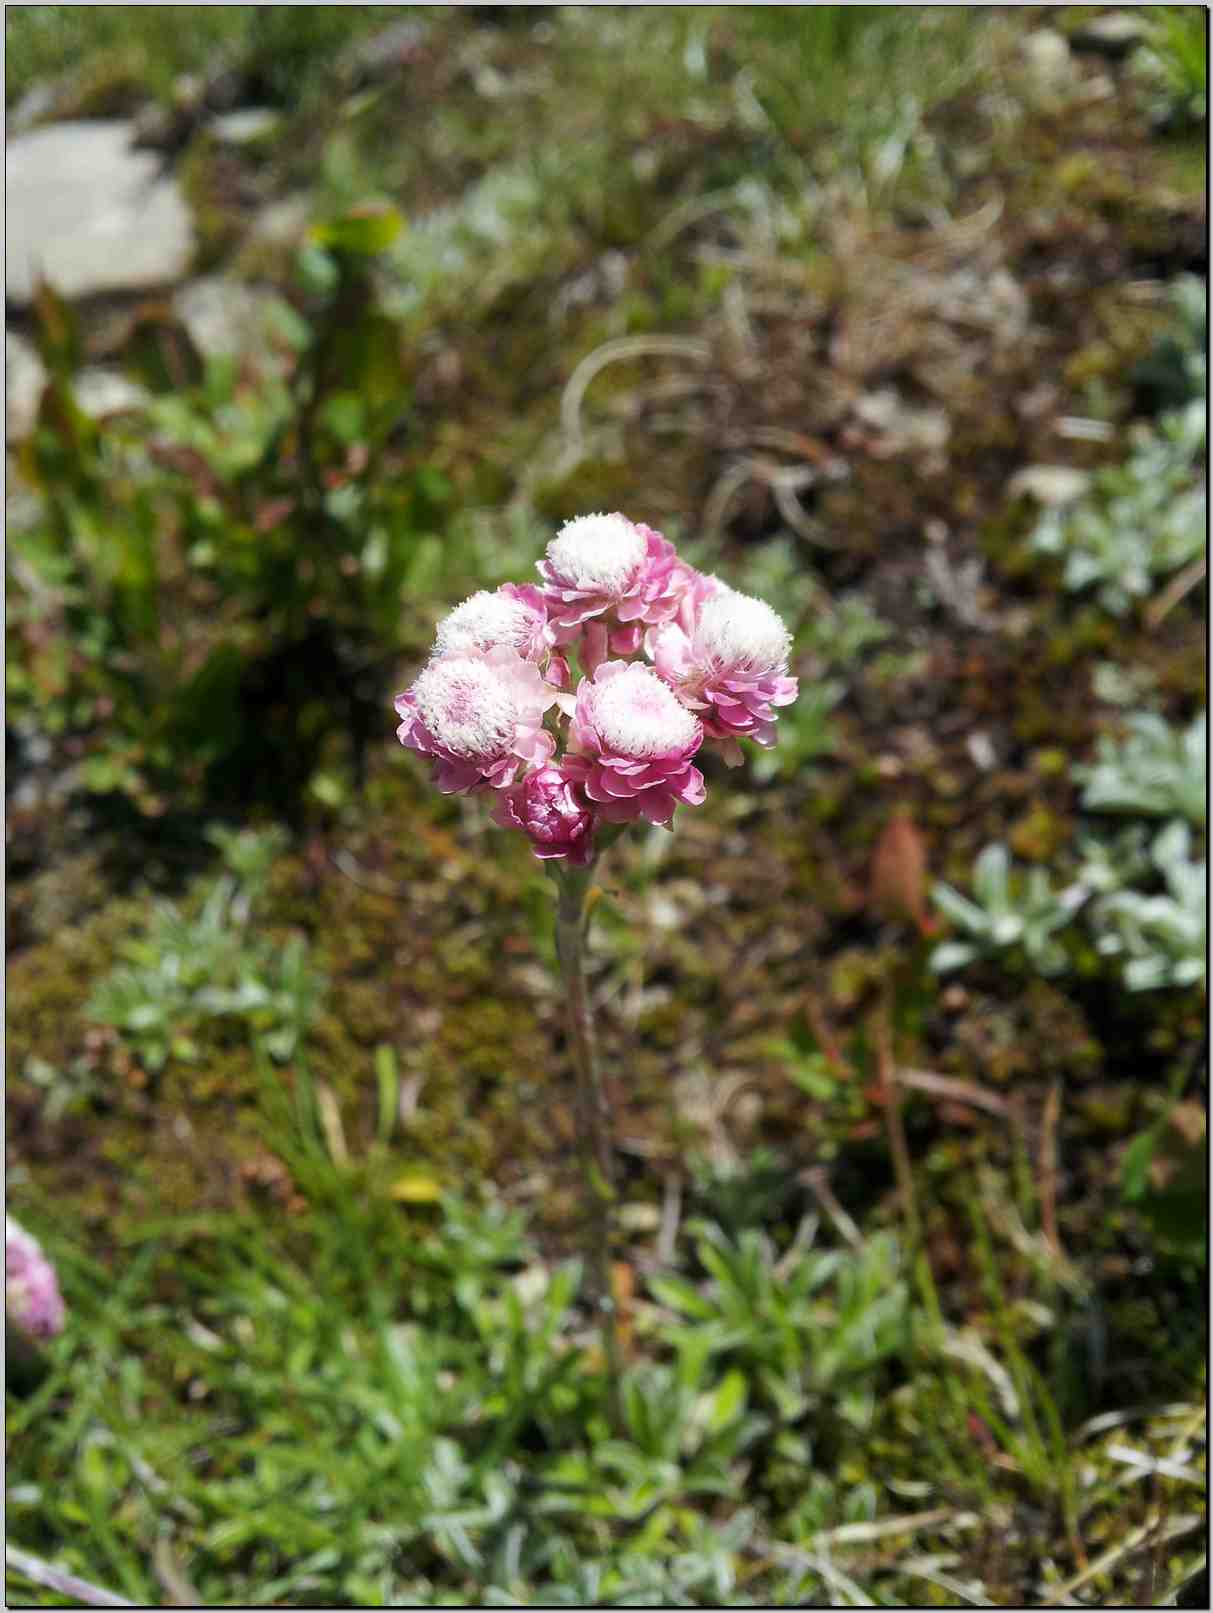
[394,512,798,866]
[5,1216,65,1341]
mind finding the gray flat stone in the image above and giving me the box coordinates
[6,120,194,305]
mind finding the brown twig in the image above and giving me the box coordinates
[801,1166,863,1249]
[804,989,851,1077]
[656,1172,682,1266]
[1146,553,1207,630]
[897,1067,1010,1119]
[875,1000,920,1243]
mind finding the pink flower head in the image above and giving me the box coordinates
[492,763,596,866]
[433,583,551,663]
[565,660,705,826]
[5,1216,65,1340]
[394,646,557,794]
[647,583,798,764]
[537,513,687,648]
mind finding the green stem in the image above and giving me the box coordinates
[553,860,622,1426]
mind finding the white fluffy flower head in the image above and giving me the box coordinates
[545,513,648,593]
[694,586,791,675]
[435,590,538,657]
[412,656,517,760]
[591,664,701,757]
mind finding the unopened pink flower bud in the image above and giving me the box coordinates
[493,764,596,865]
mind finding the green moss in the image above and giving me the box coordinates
[1031,748,1071,779]
[530,462,657,528]
[178,136,248,273]
[1009,802,1069,863]
[1078,1086,1137,1134]
[6,898,143,1074]
[981,503,1040,577]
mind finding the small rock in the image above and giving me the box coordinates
[1007,464,1091,506]
[209,107,279,146]
[74,368,149,418]
[648,894,683,930]
[343,19,428,82]
[249,193,312,250]
[6,478,42,536]
[854,388,950,454]
[8,80,61,134]
[924,549,995,630]
[1072,11,1147,57]
[918,265,1029,340]
[618,1203,662,1234]
[1022,28,1073,87]
[5,332,47,440]
[131,100,195,154]
[6,120,194,304]
[172,276,279,362]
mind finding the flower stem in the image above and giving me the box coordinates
[553,861,623,1426]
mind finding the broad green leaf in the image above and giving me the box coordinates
[1121,1125,1160,1201]
[704,1368,747,1431]
[649,1275,715,1320]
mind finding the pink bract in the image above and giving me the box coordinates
[537,514,689,646]
[492,764,597,866]
[646,583,798,764]
[565,661,705,827]
[394,646,557,794]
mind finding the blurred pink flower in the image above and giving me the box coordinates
[647,583,798,764]
[565,661,705,826]
[537,514,687,646]
[433,583,551,663]
[493,764,596,865]
[5,1216,65,1341]
[394,646,557,793]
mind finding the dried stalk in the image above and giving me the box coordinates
[1146,553,1207,629]
[875,1003,921,1247]
[5,1546,135,1609]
